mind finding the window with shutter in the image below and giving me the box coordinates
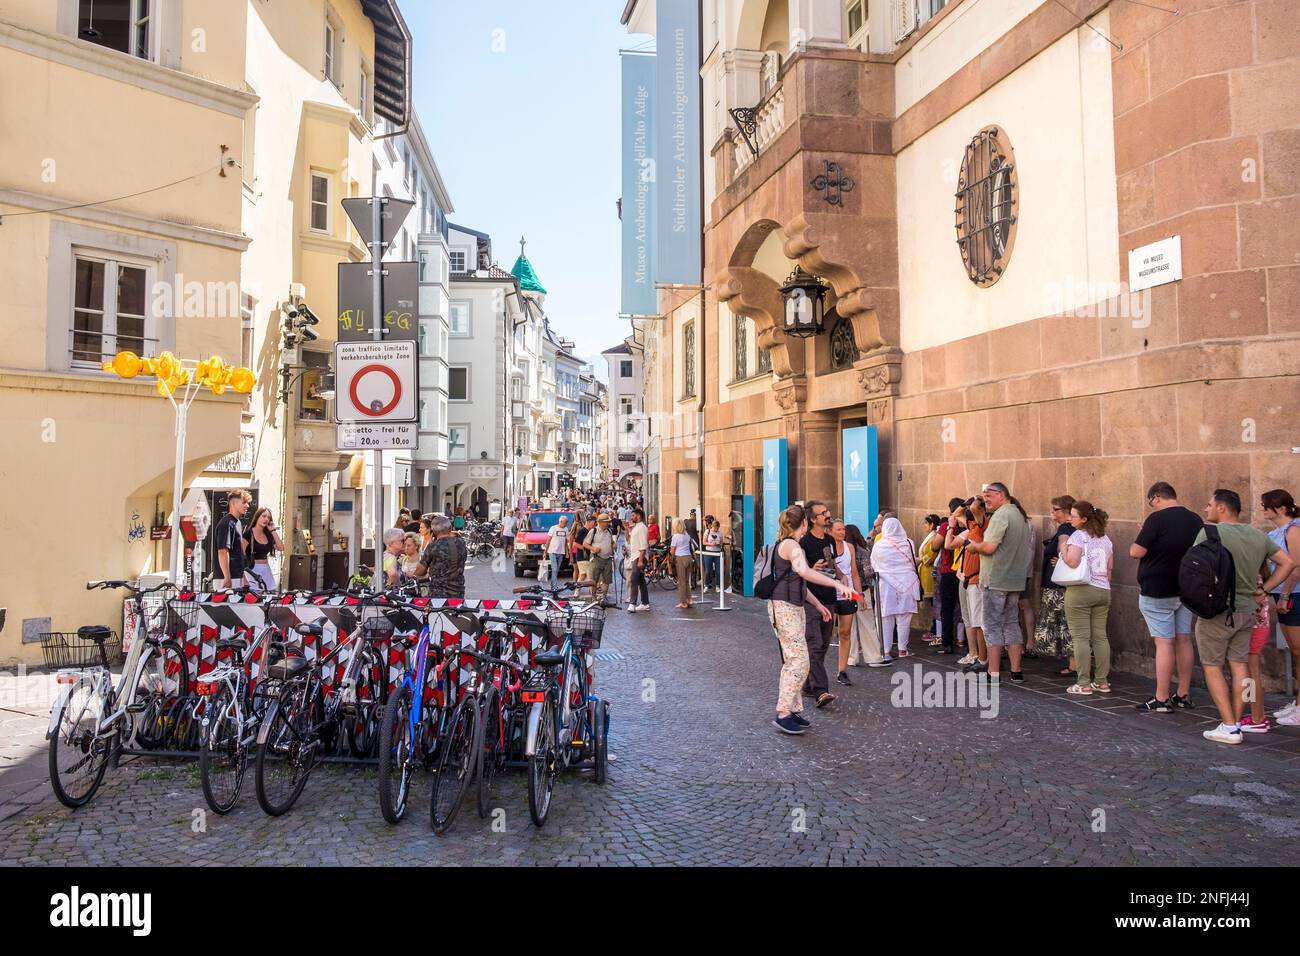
[893,0,917,42]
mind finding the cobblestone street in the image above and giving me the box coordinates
[3,564,1300,866]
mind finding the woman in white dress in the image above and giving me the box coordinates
[872,517,921,660]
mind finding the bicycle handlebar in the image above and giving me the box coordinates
[87,579,176,595]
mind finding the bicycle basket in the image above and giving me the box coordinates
[39,631,123,670]
[545,608,605,650]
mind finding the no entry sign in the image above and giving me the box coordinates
[335,340,417,424]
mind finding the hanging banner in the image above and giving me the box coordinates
[621,51,657,316]
[841,425,879,532]
[655,0,701,286]
[762,437,788,548]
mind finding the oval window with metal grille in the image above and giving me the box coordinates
[954,126,1018,287]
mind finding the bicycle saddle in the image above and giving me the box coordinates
[294,622,324,637]
[77,625,114,644]
[216,637,248,652]
[266,656,309,681]
[533,648,565,668]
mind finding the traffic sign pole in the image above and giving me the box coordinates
[370,181,384,578]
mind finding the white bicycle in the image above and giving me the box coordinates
[46,580,187,809]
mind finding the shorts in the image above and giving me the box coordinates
[834,600,857,616]
[576,560,593,578]
[1138,594,1195,639]
[1194,609,1253,667]
[1274,593,1300,627]
[958,580,984,630]
[588,556,613,585]
[980,587,1023,646]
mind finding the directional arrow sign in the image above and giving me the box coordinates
[341,197,415,255]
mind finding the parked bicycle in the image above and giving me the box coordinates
[512,581,610,828]
[253,614,371,816]
[196,603,281,814]
[47,580,186,809]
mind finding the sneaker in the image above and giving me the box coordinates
[1277,710,1300,727]
[772,715,806,735]
[1203,724,1243,745]
[636,604,651,611]
[788,712,811,728]
[987,673,1001,685]
[1239,715,1271,734]
[1274,701,1298,719]
[868,659,892,668]
[816,692,836,709]
[836,671,852,686]
[1009,671,1024,683]
[1136,698,1173,713]
[957,654,973,665]
[963,659,987,674]
[1170,694,1195,710]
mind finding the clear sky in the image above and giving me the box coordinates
[404,1,647,376]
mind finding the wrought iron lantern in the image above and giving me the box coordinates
[779,266,828,337]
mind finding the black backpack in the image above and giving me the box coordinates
[1178,524,1236,622]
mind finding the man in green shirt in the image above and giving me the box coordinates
[962,482,1029,683]
[1196,489,1295,745]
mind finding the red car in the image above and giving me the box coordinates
[512,510,577,578]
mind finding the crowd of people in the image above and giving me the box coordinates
[759,482,1299,744]
[209,478,1300,749]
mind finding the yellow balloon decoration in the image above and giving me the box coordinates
[101,349,257,398]
[102,351,143,378]
[229,367,255,394]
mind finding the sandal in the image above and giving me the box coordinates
[1091,682,1112,694]
[1066,684,1093,696]
[897,650,914,658]
[1057,667,1075,676]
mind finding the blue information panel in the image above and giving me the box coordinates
[620,52,656,316]
[762,437,789,548]
[654,0,702,285]
[841,426,879,533]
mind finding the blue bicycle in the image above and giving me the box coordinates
[376,597,449,824]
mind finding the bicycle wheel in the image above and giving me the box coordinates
[476,687,501,819]
[656,566,678,591]
[347,657,382,759]
[592,699,609,785]
[254,684,315,816]
[429,698,480,834]
[377,683,414,824]
[475,543,494,561]
[199,686,246,814]
[527,697,557,828]
[132,641,188,750]
[48,679,110,809]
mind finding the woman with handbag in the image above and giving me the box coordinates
[917,514,942,645]
[873,517,922,660]
[1057,500,1113,695]
[764,505,856,735]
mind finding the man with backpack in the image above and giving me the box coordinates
[1187,489,1295,745]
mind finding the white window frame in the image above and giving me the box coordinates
[358,59,372,126]
[620,359,633,378]
[449,300,472,337]
[69,250,156,369]
[845,0,869,51]
[309,171,331,233]
[448,249,468,273]
[448,424,469,462]
[76,0,159,61]
[324,7,343,88]
[448,365,470,402]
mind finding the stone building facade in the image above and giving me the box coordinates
[624,0,1299,675]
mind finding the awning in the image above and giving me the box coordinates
[361,0,411,129]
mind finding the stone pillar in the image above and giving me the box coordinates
[788,0,847,50]
[800,411,842,512]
